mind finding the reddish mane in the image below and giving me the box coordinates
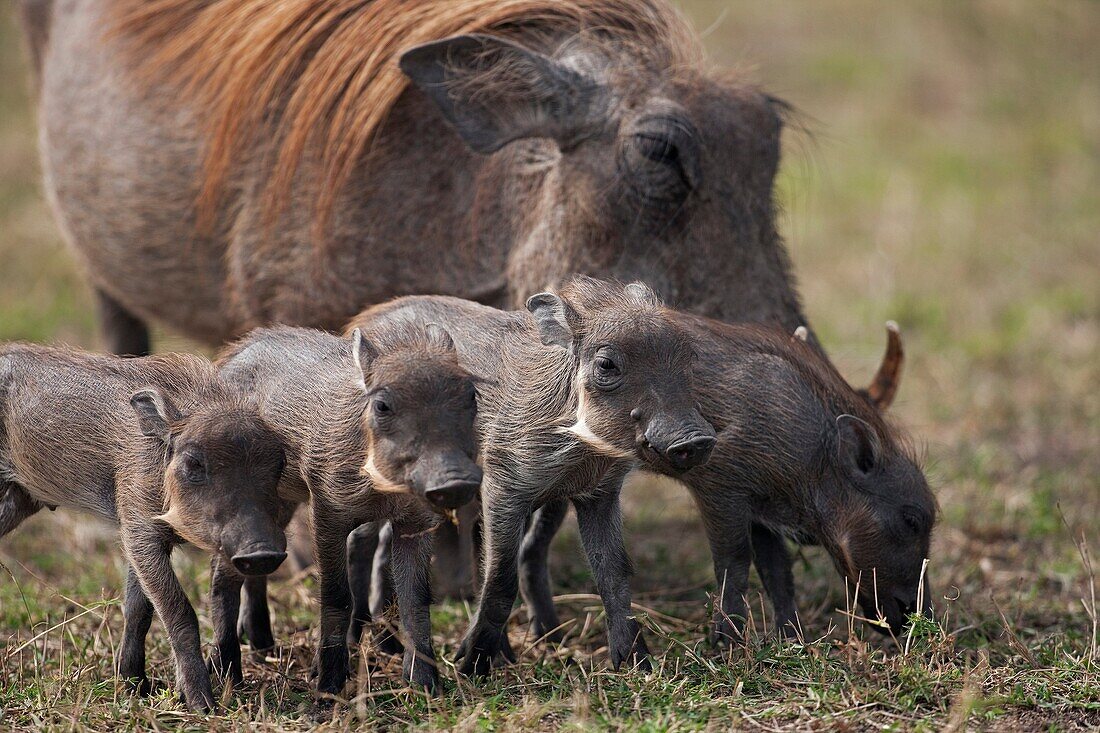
[111,0,703,240]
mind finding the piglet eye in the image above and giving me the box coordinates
[373,399,392,416]
[901,508,923,534]
[180,454,207,484]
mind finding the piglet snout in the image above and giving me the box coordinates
[664,434,717,471]
[425,476,481,510]
[231,549,287,576]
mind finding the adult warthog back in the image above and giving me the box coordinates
[29,0,803,350]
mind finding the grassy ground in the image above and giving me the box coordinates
[1,1,1098,730]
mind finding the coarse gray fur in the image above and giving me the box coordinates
[520,317,937,644]
[0,343,287,711]
[346,277,716,676]
[216,323,481,704]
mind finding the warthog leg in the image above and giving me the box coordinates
[94,289,150,358]
[571,485,651,673]
[519,498,569,643]
[122,521,215,712]
[117,564,154,695]
[750,524,800,638]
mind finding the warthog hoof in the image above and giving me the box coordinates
[455,624,516,677]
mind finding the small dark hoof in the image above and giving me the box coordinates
[455,626,515,678]
[404,658,439,693]
[123,674,152,697]
[310,697,336,722]
[375,628,405,657]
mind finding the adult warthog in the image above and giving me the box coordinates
[19,0,803,349]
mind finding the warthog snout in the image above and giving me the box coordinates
[642,412,717,472]
[409,451,482,509]
[425,475,482,509]
[231,549,288,576]
[664,434,718,471]
[864,580,934,636]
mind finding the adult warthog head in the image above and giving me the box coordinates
[401,28,802,325]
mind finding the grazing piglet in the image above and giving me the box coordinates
[520,320,937,644]
[0,344,287,711]
[346,276,716,677]
[215,324,482,704]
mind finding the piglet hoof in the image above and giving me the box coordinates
[309,696,337,722]
[346,619,365,650]
[403,650,439,693]
[609,621,651,673]
[374,627,405,657]
[708,616,746,648]
[179,681,217,714]
[207,649,244,686]
[776,619,801,641]
[532,624,565,646]
[455,625,515,677]
[121,673,152,697]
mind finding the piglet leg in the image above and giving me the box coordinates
[456,487,526,677]
[518,498,569,642]
[311,500,360,707]
[699,513,752,645]
[208,555,245,683]
[571,487,650,673]
[237,498,296,653]
[122,523,215,712]
[345,521,382,649]
[117,564,154,695]
[750,524,800,638]
[364,521,404,655]
[389,518,438,692]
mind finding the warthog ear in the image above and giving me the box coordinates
[424,322,456,353]
[526,292,574,350]
[399,34,606,154]
[624,281,661,307]
[130,389,181,444]
[836,414,881,477]
[350,328,380,391]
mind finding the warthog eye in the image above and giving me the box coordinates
[635,133,680,167]
[373,398,392,416]
[901,506,926,535]
[180,453,207,485]
[621,115,699,204]
[591,350,624,391]
[594,356,620,375]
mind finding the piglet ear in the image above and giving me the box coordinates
[350,328,379,391]
[526,292,573,350]
[836,414,880,476]
[130,389,181,443]
[424,322,456,352]
[624,281,661,307]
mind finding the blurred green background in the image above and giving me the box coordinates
[0,1,1097,728]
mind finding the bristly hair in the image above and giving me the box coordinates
[109,0,703,243]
